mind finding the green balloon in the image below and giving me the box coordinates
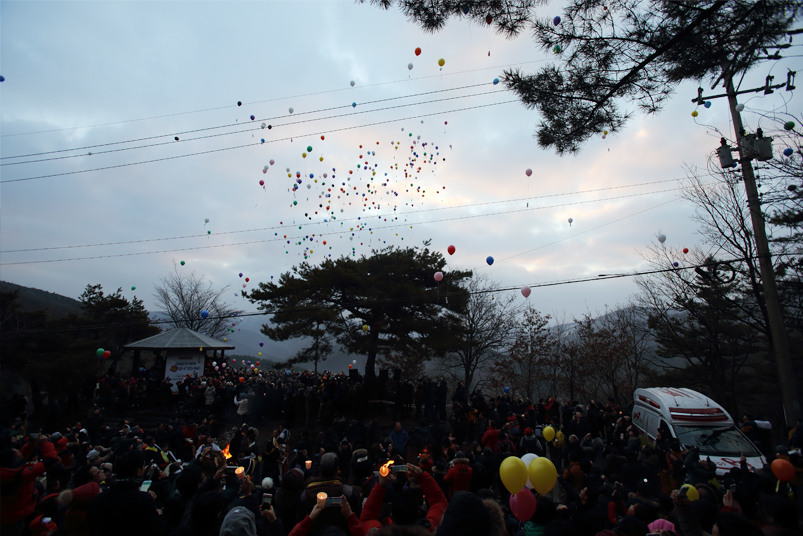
[180,260,185,266]
[207,230,211,235]
[293,200,297,205]
[131,286,136,291]
[96,348,104,357]
[307,146,313,152]
[785,121,796,131]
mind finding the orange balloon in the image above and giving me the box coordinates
[321,135,325,140]
[771,458,795,481]
[415,47,421,56]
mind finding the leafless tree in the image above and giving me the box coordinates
[152,262,236,339]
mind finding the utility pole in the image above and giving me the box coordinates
[707,68,801,427]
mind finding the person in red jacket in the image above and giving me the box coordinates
[443,452,473,497]
[481,423,499,453]
[360,463,447,533]
[0,435,58,536]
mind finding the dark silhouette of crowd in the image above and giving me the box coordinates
[2,365,802,536]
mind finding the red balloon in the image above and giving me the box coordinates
[245,277,250,282]
[239,377,245,383]
[447,245,455,255]
[485,14,493,24]
[683,248,689,254]
[509,489,537,521]
[415,47,422,56]
[771,458,795,481]
[102,350,111,359]
[259,180,265,186]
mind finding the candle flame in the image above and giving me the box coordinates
[379,460,394,477]
[222,445,232,459]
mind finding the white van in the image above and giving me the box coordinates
[632,387,766,475]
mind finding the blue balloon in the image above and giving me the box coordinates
[461,4,469,14]
[239,273,243,277]
[259,342,264,347]
[783,147,794,157]
[250,115,255,120]
[493,78,499,85]
[704,101,711,108]
[0,76,5,82]
[673,262,679,267]
[201,310,209,319]
[486,256,494,266]
[286,370,291,375]
[352,102,357,108]
[553,15,561,25]
[504,387,510,393]
[310,173,314,178]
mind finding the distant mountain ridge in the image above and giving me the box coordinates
[0,280,84,318]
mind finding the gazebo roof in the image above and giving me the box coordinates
[124,327,235,350]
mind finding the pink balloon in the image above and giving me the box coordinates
[525,168,532,177]
[434,271,444,282]
[509,489,537,522]
[269,159,275,165]
[521,285,531,298]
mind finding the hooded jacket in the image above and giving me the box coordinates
[443,459,472,495]
[219,506,257,536]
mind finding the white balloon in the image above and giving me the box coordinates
[658,233,667,244]
[408,63,414,70]
[735,103,745,112]
[520,453,539,489]
[204,218,210,224]
[350,80,355,87]
[288,107,294,114]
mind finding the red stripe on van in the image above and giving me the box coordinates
[669,408,724,415]
[674,415,730,422]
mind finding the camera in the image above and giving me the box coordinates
[262,494,273,506]
[324,497,343,507]
[391,465,408,474]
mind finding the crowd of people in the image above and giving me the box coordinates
[2,365,801,536]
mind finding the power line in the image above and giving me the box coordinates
[2,83,493,162]
[10,254,753,335]
[0,100,518,184]
[0,175,694,254]
[0,186,692,265]
[0,59,548,138]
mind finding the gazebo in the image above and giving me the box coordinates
[125,327,235,388]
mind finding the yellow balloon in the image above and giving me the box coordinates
[223,338,227,342]
[681,484,699,501]
[528,457,557,494]
[691,110,698,117]
[258,352,262,356]
[438,58,445,66]
[362,324,369,332]
[499,456,528,494]
[302,152,307,158]
[543,426,555,442]
[319,157,324,162]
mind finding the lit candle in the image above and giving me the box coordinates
[305,460,312,470]
[317,492,327,507]
[235,466,244,480]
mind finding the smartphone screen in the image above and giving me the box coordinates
[262,494,272,506]
[225,466,238,474]
[139,480,152,492]
[324,497,343,507]
[391,465,408,474]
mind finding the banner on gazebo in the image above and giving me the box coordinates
[164,353,205,390]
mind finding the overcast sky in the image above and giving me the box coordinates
[1,1,800,329]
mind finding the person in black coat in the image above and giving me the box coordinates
[88,450,165,536]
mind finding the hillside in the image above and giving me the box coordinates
[0,280,84,318]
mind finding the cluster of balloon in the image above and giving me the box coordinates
[521,286,531,298]
[499,455,557,498]
[434,271,444,282]
[658,233,667,245]
[447,245,455,255]
[486,256,494,266]
[201,310,209,319]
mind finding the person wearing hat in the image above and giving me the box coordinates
[298,452,360,533]
[519,427,543,456]
[443,452,472,497]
